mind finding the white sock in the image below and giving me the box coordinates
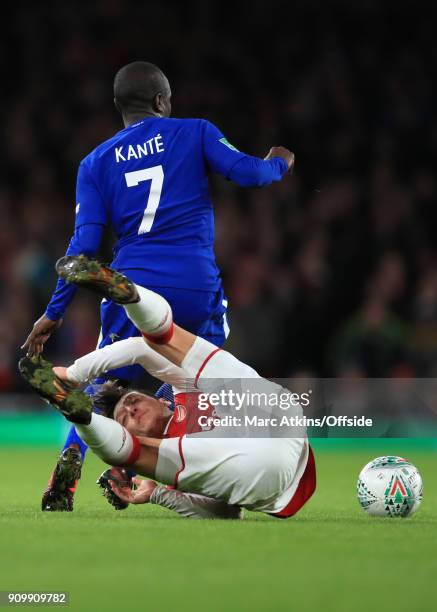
[75,413,140,466]
[124,285,173,344]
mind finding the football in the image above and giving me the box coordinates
[357,456,423,517]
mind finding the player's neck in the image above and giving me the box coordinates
[123,111,161,127]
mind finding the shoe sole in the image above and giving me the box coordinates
[42,491,73,512]
[56,255,139,304]
[18,355,92,424]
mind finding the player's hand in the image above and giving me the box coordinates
[109,477,157,505]
[265,146,295,173]
[21,315,63,357]
[52,366,77,385]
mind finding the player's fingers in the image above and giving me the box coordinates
[20,334,32,350]
[109,480,133,503]
[132,477,143,486]
[29,342,42,357]
[26,343,37,357]
[30,343,44,357]
[108,480,125,498]
[22,332,43,353]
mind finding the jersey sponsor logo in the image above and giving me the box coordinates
[115,134,165,162]
[219,137,239,152]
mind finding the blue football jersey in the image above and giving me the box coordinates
[76,117,250,290]
[45,117,288,320]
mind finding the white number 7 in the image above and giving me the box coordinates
[125,165,164,235]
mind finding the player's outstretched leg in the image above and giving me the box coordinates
[18,355,148,469]
[56,255,140,304]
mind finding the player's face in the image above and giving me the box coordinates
[113,391,171,438]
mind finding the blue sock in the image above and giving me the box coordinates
[155,382,175,411]
[62,425,88,460]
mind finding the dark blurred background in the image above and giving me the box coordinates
[1,0,436,394]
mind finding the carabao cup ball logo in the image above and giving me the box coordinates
[357,456,423,518]
[383,473,416,517]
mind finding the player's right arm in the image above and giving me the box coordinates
[201,120,294,187]
[57,336,191,392]
[21,159,107,356]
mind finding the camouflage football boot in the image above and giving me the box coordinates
[97,467,134,510]
[18,355,92,424]
[41,446,82,512]
[56,255,139,304]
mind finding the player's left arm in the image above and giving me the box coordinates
[110,478,242,520]
[201,120,294,187]
[55,336,190,392]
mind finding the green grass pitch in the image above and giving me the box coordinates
[0,443,436,612]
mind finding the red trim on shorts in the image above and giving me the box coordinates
[194,348,222,386]
[173,436,186,488]
[142,323,174,345]
[125,434,141,465]
[272,446,316,519]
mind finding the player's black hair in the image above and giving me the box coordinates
[93,380,131,419]
[93,379,155,419]
[113,61,169,114]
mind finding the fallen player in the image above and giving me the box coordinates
[20,256,316,519]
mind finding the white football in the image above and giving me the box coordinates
[357,456,423,517]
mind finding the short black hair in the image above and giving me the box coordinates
[93,379,155,419]
[93,380,131,419]
[113,61,168,114]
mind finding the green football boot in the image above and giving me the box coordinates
[56,255,139,304]
[42,446,83,512]
[18,355,92,424]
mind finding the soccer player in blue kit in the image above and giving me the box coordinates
[22,61,294,511]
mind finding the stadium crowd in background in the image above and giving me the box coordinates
[1,1,436,391]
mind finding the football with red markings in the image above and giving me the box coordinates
[357,456,423,517]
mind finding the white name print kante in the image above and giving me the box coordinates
[115,134,165,163]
